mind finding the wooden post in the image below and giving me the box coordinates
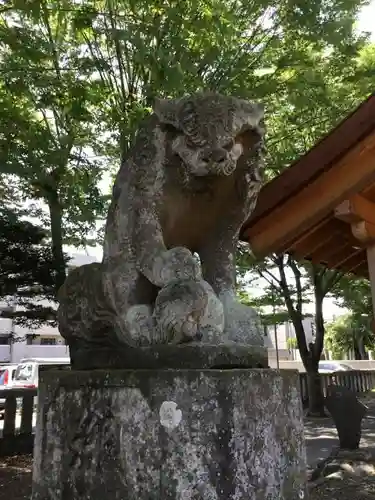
[366,246,375,316]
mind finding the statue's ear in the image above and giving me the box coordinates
[234,101,265,136]
[232,101,265,153]
[153,98,180,128]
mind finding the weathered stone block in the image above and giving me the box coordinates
[32,369,307,500]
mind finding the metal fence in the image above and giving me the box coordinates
[299,370,375,407]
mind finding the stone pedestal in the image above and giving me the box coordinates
[32,369,307,500]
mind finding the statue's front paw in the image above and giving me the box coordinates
[153,247,202,286]
[124,305,155,346]
[221,296,264,346]
[153,279,208,344]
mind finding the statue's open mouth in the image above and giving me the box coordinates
[188,159,237,178]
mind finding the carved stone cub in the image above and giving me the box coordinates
[58,92,265,351]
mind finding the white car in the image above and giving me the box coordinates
[12,357,70,389]
[318,361,353,374]
[0,364,19,416]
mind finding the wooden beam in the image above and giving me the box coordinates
[362,183,375,200]
[242,94,375,231]
[342,255,367,274]
[311,240,354,265]
[351,220,375,244]
[359,268,369,279]
[292,233,333,259]
[276,217,331,254]
[334,194,375,226]
[356,264,369,278]
[290,220,338,257]
[367,246,375,313]
[242,132,375,256]
[271,218,360,259]
[348,262,369,278]
[326,246,364,269]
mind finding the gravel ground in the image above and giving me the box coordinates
[0,454,32,500]
[1,454,375,499]
[1,395,375,500]
[309,475,375,499]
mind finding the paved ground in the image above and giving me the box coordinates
[304,399,375,467]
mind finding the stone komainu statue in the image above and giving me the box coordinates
[58,92,266,359]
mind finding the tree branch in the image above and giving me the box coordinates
[256,268,279,289]
[288,257,303,315]
[274,254,310,361]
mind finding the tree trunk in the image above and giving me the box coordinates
[275,256,327,416]
[47,193,66,294]
[303,271,327,417]
[354,342,363,360]
[306,366,326,417]
[357,336,367,360]
[287,312,326,415]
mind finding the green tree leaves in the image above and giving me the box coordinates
[0,0,374,300]
[325,313,375,360]
[0,205,66,326]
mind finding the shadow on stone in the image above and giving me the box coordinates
[72,343,269,370]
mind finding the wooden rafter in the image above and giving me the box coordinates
[240,93,375,279]
[290,219,339,257]
[342,255,368,274]
[325,246,364,269]
[335,194,375,226]
[243,93,375,230]
[351,220,375,244]
[311,240,351,265]
[242,133,375,256]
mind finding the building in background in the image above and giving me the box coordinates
[0,251,322,365]
[0,253,98,364]
[265,317,316,363]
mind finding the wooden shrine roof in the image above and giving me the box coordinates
[240,93,375,278]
